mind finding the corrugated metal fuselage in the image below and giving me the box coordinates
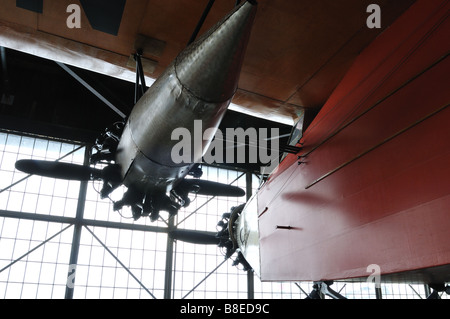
[115,65,229,194]
[115,2,257,196]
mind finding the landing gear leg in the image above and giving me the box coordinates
[427,283,450,299]
[306,281,346,299]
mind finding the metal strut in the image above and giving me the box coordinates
[56,62,126,119]
[427,284,450,299]
[306,281,347,299]
[134,51,147,104]
[187,0,216,46]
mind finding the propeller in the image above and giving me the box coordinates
[178,179,245,197]
[168,204,253,271]
[169,229,220,245]
[15,159,104,181]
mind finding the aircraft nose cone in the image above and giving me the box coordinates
[175,1,257,103]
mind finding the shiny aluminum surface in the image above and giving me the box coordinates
[115,2,257,193]
[175,1,257,103]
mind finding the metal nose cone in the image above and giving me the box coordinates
[175,1,257,103]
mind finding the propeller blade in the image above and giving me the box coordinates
[15,159,102,181]
[179,179,245,197]
[169,229,220,245]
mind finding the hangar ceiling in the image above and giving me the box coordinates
[0,0,416,172]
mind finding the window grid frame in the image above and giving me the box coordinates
[1,131,448,299]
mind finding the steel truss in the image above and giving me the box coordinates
[0,137,254,299]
